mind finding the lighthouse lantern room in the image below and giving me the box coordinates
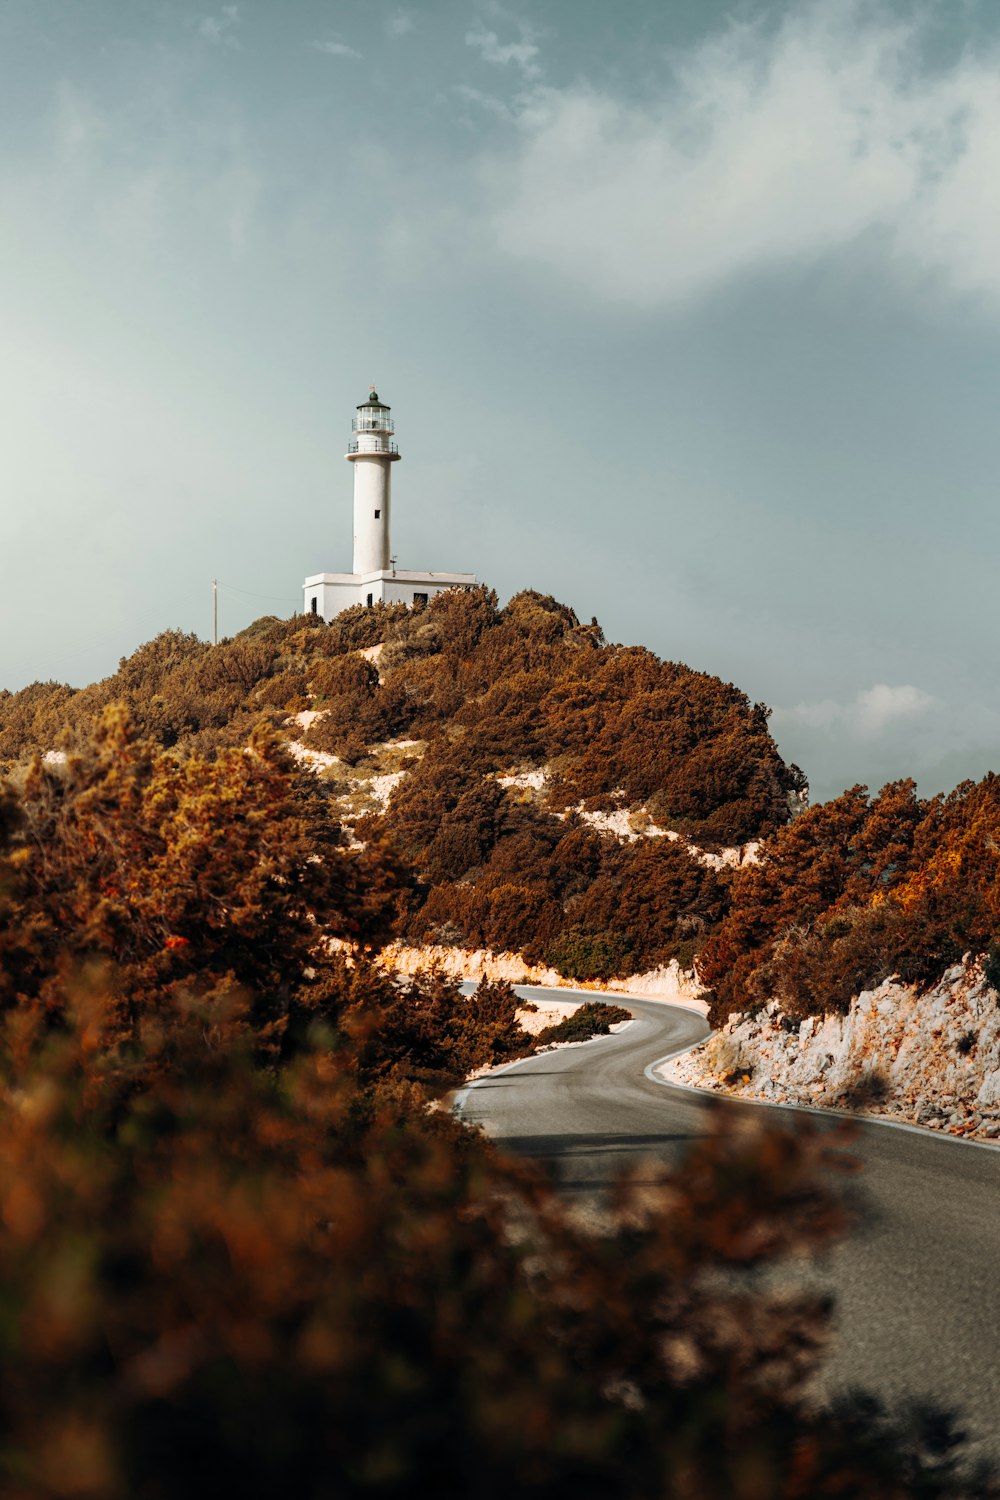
[303,388,476,620]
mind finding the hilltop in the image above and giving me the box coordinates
[0,586,806,985]
[6,583,1000,994]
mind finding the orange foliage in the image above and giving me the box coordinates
[701,776,1000,1025]
[0,713,987,1495]
[0,588,808,982]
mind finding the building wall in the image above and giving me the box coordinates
[303,571,477,623]
[351,458,391,574]
[381,580,457,608]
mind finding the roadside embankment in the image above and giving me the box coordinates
[661,956,1000,1142]
[377,942,709,1015]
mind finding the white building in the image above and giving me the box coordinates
[303,389,476,620]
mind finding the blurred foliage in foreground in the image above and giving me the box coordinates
[0,713,992,1497]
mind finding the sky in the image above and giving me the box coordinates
[3,0,1000,801]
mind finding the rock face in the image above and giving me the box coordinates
[379,945,708,1013]
[498,770,762,870]
[663,958,1000,1141]
[381,943,567,989]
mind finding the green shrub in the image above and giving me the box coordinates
[536,1001,631,1044]
[545,928,634,982]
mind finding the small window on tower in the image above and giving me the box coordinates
[310,597,318,615]
[366,593,373,608]
[374,509,381,519]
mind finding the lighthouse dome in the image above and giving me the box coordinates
[358,389,389,409]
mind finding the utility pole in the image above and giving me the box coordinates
[213,578,218,646]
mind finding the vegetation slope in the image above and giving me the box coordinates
[699,776,1000,1028]
[0,586,804,984]
[7,584,1000,1034]
[0,689,989,1494]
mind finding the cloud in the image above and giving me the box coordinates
[23,81,262,267]
[776,684,936,738]
[770,683,1000,800]
[199,6,241,47]
[466,18,541,80]
[478,2,1000,311]
[310,38,362,60]
[453,83,513,121]
[385,11,415,39]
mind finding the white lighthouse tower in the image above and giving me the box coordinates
[348,390,398,574]
[303,388,476,620]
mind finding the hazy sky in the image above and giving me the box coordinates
[3,0,1000,800]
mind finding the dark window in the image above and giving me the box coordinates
[310,597,318,615]
[374,509,381,519]
[413,592,428,607]
[366,593,373,608]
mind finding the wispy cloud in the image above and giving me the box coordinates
[29,81,262,264]
[770,682,1000,800]
[310,38,362,61]
[199,5,241,48]
[466,15,541,80]
[385,11,415,39]
[775,684,936,739]
[478,2,1000,312]
[453,83,512,121]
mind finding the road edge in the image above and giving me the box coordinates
[451,987,668,1115]
[643,1003,1000,1155]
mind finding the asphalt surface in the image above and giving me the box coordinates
[455,990,1000,1458]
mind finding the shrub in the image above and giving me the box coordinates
[984,941,1000,994]
[356,973,534,1089]
[545,928,635,982]
[536,1001,631,1044]
[326,601,407,652]
[0,708,403,1044]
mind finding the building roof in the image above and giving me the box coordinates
[357,388,390,410]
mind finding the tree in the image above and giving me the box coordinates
[0,708,403,1049]
[0,712,990,1497]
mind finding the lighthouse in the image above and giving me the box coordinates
[348,389,399,574]
[303,388,476,620]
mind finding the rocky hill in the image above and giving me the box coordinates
[0,586,806,984]
[8,583,1000,1139]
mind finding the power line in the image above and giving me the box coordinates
[28,603,193,680]
[215,580,302,607]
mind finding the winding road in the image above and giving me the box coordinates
[455,990,1000,1457]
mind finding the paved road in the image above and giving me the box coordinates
[456,990,1000,1457]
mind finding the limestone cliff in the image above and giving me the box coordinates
[663,956,1000,1142]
